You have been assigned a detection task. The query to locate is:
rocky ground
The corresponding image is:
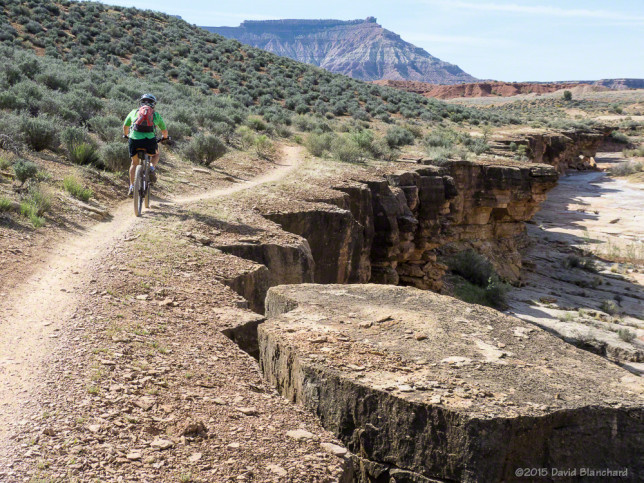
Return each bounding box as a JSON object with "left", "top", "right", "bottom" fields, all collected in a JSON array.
[
  {"left": 1, "top": 126, "right": 643, "bottom": 481},
  {"left": 261, "top": 284, "right": 643, "bottom": 482},
  {"left": 0, "top": 146, "right": 351, "bottom": 482},
  {"left": 507, "top": 152, "right": 644, "bottom": 374}
]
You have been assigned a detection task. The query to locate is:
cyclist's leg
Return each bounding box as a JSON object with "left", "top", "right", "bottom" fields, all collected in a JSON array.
[
  {"left": 128, "top": 139, "right": 141, "bottom": 187},
  {"left": 148, "top": 138, "right": 160, "bottom": 168},
  {"left": 129, "top": 155, "right": 139, "bottom": 186}
]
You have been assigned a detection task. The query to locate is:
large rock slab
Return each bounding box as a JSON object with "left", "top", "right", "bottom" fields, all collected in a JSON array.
[{"left": 260, "top": 284, "right": 644, "bottom": 482}]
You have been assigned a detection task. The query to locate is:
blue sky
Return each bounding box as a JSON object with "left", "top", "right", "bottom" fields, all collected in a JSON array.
[{"left": 101, "top": 0, "right": 644, "bottom": 82}]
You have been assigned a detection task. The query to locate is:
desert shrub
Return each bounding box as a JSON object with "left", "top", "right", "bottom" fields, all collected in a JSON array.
[
  {"left": 245, "top": 116, "right": 267, "bottom": 131},
  {"left": 618, "top": 328, "right": 636, "bottom": 342},
  {"left": 305, "top": 132, "right": 335, "bottom": 157},
  {"left": 425, "top": 146, "right": 453, "bottom": 164},
  {"left": 235, "top": 126, "right": 256, "bottom": 150},
  {"left": 454, "top": 278, "right": 508, "bottom": 309},
  {"left": 385, "top": 126, "right": 415, "bottom": 148},
  {"left": 254, "top": 135, "right": 276, "bottom": 160},
  {"left": 448, "top": 250, "right": 508, "bottom": 308},
  {"left": 610, "top": 131, "right": 630, "bottom": 144},
  {"left": 371, "top": 138, "right": 398, "bottom": 161},
  {"left": 332, "top": 136, "right": 365, "bottom": 163},
  {"left": 0, "top": 156, "right": 11, "bottom": 170},
  {"left": 167, "top": 121, "right": 192, "bottom": 141},
  {"left": 423, "top": 128, "right": 457, "bottom": 148},
  {"left": 69, "top": 142, "right": 100, "bottom": 166},
  {"left": 609, "top": 161, "right": 644, "bottom": 176},
  {"left": 624, "top": 147, "right": 644, "bottom": 157},
  {"left": 182, "top": 134, "right": 226, "bottom": 166},
  {"left": 562, "top": 255, "right": 598, "bottom": 272},
  {"left": 13, "top": 159, "right": 39, "bottom": 184},
  {"left": 562, "top": 90, "right": 572, "bottom": 101},
  {"left": 600, "top": 299, "right": 619, "bottom": 315},
  {"left": 0, "top": 197, "right": 13, "bottom": 212},
  {"left": 20, "top": 116, "right": 60, "bottom": 151},
  {"left": 468, "top": 138, "right": 490, "bottom": 155},
  {"left": 448, "top": 250, "right": 495, "bottom": 287},
  {"left": 63, "top": 176, "right": 93, "bottom": 201},
  {"left": 88, "top": 115, "right": 122, "bottom": 142},
  {"left": 349, "top": 129, "right": 375, "bottom": 155},
  {"left": 100, "top": 142, "right": 130, "bottom": 171},
  {"left": 20, "top": 186, "right": 51, "bottom": 227}
]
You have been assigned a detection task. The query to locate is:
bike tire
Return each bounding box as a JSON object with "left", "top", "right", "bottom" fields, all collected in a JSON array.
[
  {"left": 133, "top": 165, "right": 143, "bottom": 217},
  {"left": 144, "top": 161, "right": 150, "bottom": 209}
]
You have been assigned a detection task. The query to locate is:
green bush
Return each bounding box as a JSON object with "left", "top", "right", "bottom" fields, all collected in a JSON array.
[
  {"left": 562, "top": 90, "right": 572, "bottom": 101},
  {"left": 246, "top": 116, "right": 267, "bottom": 131},
  {"left": 254, "top": 135, "right": 276, "bottom": 160},
  {"left": 385, "top": 126, "right": 415, "bottom": 148},
  {"left": 609, "top": 161, "right": 643, "bottom": 176},
  {"left": 13, "top": 159, "right": 39, "bottom": 184},
  {"left": 600, "top": 299, "right": 619, "bottom": 315},
  {"left": 182, "top": 134, "right": 226, "bottom": 166},
  {"left": 0, "top": 197, "right": 13, "bottom": 212},
  {"left": 468, "top": 138, "right": 490, "bottom": 155},
  {"left": 100, "top": 142, "right": 130, "bottom": 171},
  {"left": 0, "top": 156, "right": 11, "bottom": 170},
  {"left": 20, "top": 116, "right": 60, "bottom": 152},
  {"left": 20, "top": 186, "right": 51, "bottom": 227},
  {"left": 332, "top": 136, "right": 365, "bottom": 163},
  {"left": 305, "top": 132, "right": 334, "bottom": 157},
  {"left": 610, "top": 131, "right": 630, "bottom": 144},
  {"left": 425, "top": 146, "right": 453, "bottom": 164},
  {"left": 234, "top": 126, "right": 256, "bottom": 150},
  {"left": 88, "top": 115, "right": 122, "bottom": 142},
  {"left": 448, "top": 250, "right": 508, "bottom": 308},
  {"left": 63, "top": 176, "right": 93, "bottom": 201},
  {"left": 618, "top": 328, "right": 636, "bottom": 342},
  {"left": 562, "top": 255, "right": 598, "bottom": 272},
  {"left": 167, "top": 121, "right": 192, "bottom": 141},
  {"left": 624, "top": 147, "right": 644, "bottom": 158}
]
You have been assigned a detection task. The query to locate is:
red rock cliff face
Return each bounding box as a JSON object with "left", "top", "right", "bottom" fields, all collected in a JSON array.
[
  {"left": 372, "top": 80, "right": 584, "bottom": 99},
  {"left": 263, "top": 161, "right": 558, "bottom": 291}
]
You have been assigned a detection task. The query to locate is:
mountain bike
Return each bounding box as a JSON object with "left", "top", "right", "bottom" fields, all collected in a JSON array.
[{"left": 133, "top": 137, "right": 168, "bottom": 217}]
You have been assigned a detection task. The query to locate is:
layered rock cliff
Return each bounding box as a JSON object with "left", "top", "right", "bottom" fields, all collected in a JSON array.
[
  {"left": 373, "top": 79, "right": 585, "bottom": 99},
  {"left": 203, "top": 18, "right": 476, "bottom": 84},
  {"left": 260, "top": 284, "right": 644, "bottom": 482},
  {"left": 490, "top": 128, "right": 612, "bottom": 173},
  {"left": 262, "top": 160, "right": 558, "bottom": 293}
]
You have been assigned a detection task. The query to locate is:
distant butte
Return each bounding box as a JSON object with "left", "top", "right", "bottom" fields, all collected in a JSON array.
[{"left": 202, "top": 18, "right": 477, "bottom": 84}]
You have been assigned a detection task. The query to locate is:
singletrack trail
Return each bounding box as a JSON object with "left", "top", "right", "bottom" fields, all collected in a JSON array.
[{"left": 0, "top": 146, "right": 302, "bottom": 452}]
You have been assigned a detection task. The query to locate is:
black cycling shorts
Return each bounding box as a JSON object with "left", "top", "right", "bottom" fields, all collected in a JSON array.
[{"left": 128, "top": 137, "right": 158, "bottom": 158}]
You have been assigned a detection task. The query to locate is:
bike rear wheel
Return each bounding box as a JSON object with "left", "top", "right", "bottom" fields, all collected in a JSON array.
[{"left": 133, "top": 165, "right": 144, "bottom": 217}]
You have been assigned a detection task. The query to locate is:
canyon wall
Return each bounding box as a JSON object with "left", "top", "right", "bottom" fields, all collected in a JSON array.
[
  {"left": 263, "top": 161, "right": 558, "bottom": 292},
  {"left": 491, "top": 128, "right": 612, "bottom": 173}
]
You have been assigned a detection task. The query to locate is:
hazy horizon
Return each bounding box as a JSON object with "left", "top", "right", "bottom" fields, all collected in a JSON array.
[{"left": 101, "top": 0, "right": 644, "bottom": 82}]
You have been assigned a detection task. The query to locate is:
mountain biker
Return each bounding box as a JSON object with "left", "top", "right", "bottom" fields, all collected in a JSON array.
[{"left": 123, "top": 94, "right": 169, "bottom": 197}]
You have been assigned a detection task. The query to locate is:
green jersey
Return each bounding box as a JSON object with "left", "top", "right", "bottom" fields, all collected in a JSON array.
[{"left": 123, "top": 109, "right": 167, "bottom": 140}]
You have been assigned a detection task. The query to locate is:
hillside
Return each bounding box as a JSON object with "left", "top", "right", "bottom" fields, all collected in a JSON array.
[{"left": 203, "top": 17, "right": 477, "bottom": 84}]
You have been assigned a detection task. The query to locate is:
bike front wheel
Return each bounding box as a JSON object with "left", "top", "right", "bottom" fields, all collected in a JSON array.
[
  {"left": 144, "top": 162, "right": 150, "bottom": 209},
  {"left": 133, "top": 165, "right": 144, "bottom": 217}
]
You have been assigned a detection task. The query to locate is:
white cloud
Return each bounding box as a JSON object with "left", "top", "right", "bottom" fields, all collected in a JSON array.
[{"left": 422, "top": 0, "right": 644, "bottom": 23}]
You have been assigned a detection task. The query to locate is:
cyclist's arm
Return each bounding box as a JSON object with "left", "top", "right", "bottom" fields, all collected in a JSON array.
[
  {"left": 155, "top": 113, "right": 169, "bottom": 140},
  {"left": 123, "top": 111, "right": 134, "bottom": 137}
]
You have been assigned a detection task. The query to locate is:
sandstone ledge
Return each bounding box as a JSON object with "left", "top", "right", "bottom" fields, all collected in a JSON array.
[{"left": 259, "top": 284, "right": 644, "bottom": 482}]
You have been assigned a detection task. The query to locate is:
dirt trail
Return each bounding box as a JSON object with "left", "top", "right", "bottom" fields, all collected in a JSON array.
[{"left": 0, "top": 146, "right": 303, "bottom": 450}]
